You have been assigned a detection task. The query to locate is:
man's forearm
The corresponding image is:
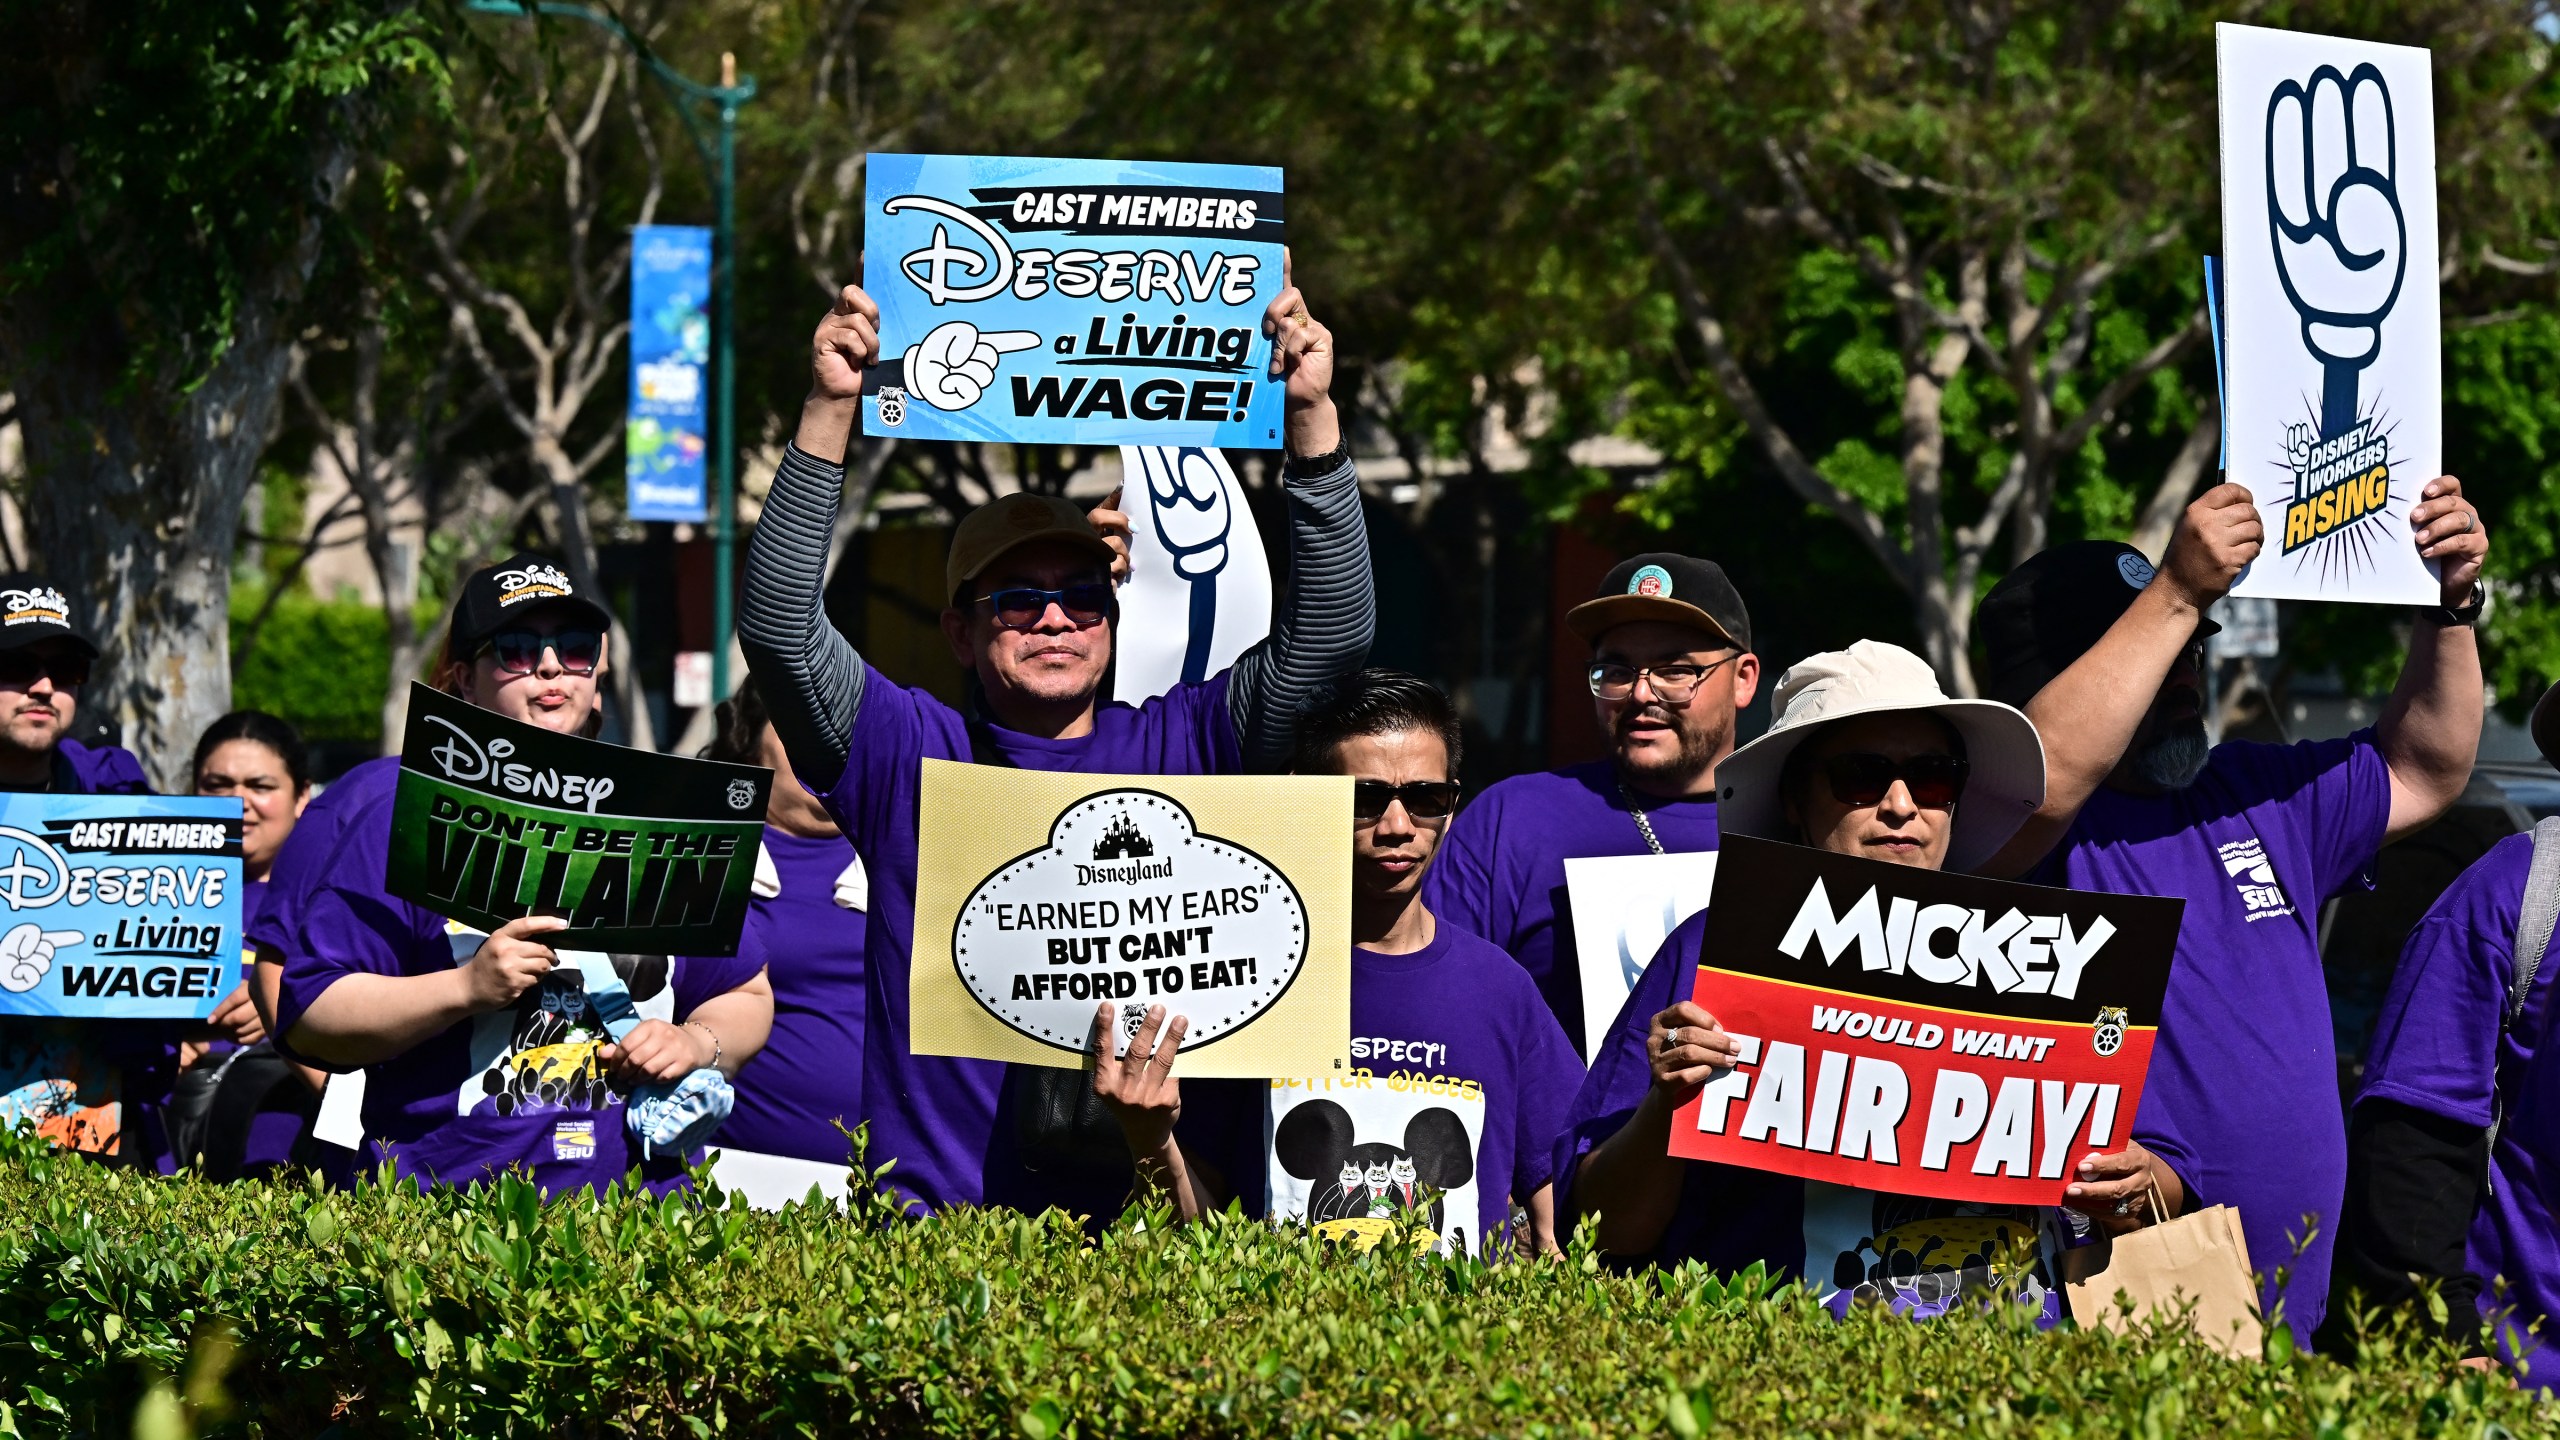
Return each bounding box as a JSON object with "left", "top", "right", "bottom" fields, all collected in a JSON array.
[
  {"left": 2377, "top": 617, "right": 2483, "bottom": 838},
  {"left": 1229, "top": 451, "right": 1373, "bottom": 769},
  {"left": 739, "top": 401, "right": 867, "bottom": 790},
  {"left": 288, "top": 969, "right": 479, "bottom": 1067},
  {"left": 1570, "top": 1091, "right": 1687, "bottom": 1257}
]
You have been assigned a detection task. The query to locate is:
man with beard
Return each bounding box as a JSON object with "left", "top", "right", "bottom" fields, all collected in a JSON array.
[
  {"left": 1974, "top": 477, "right": 2488, "bottom": 1345},
  {"left": 1425, "top": 556, "right": 1758, "bottom": 1045}
]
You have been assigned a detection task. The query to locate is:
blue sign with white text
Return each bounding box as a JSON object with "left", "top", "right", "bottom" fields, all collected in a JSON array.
[
  {"left": 0, "top": 796, "right": 243, "bottom": 1019},
  {"left": 862, "top": 154, "right": 1286, "bottom": 448},
  {"left": 627, "top": 224, "right": 712, "bottom": 522}
]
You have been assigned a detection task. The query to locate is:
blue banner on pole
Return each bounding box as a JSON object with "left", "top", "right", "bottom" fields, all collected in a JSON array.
[
  {"left": 627, "top": 224, "right": 713, "bottom": 522},
  {"left": 0, "top": 796, "right": 243, "bottom": 1019},
  {"left": 861, "top": 154, "right": 1287, "bottom": 448}
]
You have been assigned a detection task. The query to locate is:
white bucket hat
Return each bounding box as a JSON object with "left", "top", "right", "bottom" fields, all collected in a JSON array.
[{"left": 1714, "top": 639, "right": 2047, "bottom": 873}]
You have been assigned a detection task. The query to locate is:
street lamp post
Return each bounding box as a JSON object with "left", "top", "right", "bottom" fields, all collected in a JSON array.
[{"left": 466, "top": 1, "right": 756, "bottom": 710}]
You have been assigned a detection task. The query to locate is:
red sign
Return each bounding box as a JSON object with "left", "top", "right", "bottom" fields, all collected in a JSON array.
[{"left": 1666, "top": 836, "right": 2182, "bottom": 1207}]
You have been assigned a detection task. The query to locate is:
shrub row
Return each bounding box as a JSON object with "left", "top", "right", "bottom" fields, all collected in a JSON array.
[{"left": 0, "top": 1134, "right": 2546, "bottom": 1439}]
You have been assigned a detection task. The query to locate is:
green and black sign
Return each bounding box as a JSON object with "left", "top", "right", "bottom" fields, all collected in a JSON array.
[{"left": 386, "top": 683, "right": 772, "bottom": 953}]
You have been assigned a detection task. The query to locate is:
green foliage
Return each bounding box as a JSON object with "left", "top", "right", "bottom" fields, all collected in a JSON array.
[
  {"left": 0, "top": 1134, "right": 2546, "bottom": 1438},
  {"left": 228, "top": 583, "right": 389, "bottom": 746}
]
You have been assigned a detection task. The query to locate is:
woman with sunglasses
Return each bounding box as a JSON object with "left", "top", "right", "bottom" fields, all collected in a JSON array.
[
  {"left": 1557, "top": 641, "right": 2163, "bottom": 1323},
  {"left": 273, "top": 554, "right": 774, "bottom": 1195}
]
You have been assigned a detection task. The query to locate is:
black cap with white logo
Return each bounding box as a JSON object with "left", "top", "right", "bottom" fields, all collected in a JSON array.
[
  {"left": 1564, "top": 553, "right": 1753, "bottom": 651},
  {"left": 0, "top": 574, "right": 98, "bottom": 657},
  {"left": 445, "top": 552, "right": 614, "bottom": 661},
  {"left": 1974, "top": 541, "right": 2218, "bottom": 709}
]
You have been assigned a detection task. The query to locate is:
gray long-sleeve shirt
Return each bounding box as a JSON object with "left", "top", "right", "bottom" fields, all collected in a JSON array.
[{"left": 738, "top": 443, "right": 1373, "bottom": 792}]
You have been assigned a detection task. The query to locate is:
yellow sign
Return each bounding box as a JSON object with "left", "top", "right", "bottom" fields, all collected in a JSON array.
[{"left": 912, "top": 760, "right": 1351, "bottom": 1076}]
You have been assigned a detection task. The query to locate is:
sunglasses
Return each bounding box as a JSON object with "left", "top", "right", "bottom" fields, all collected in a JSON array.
[
  {"left": 978, "top": 583, "right": 1113, "bottom": 632},
  {"left": 1818, "top": 753, "right": 1970, "bottom": 810},
  {"left": 480, "top": 628, "right": 603, "bottom": 677},
  {"left": 0, "top": 651, "right": 90, "bottom": 689},
  {"left": 1352, "top": 780, "right": 1461, "bottom": 824},
  {"left": 1588, "top": 654, "right": 1739, "bottom": 704}
]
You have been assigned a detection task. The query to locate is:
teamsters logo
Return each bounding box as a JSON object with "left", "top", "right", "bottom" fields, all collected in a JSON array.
[
  {"left": 951, "top": 788, "right": 1307, "bottom": 1052},
  {"left": 0, "top": 587, "right": 69, "bottom": 629},
  {"left": 2092, "top": 1006, "right": 2129, "bottom": 1057},
  {"left": 493, "top": 564, "right": 574, "bottom": 607}
]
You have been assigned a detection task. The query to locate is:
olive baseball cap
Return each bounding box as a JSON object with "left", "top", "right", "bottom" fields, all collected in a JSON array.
[
  {"left": 1564, "top": 554, "right": 1753, "bottom": 650},
  {"left": 945, "top": 492, "right": 1117, "bottom": 604},
  {"left": 1974, "top": 541, "right": 2216, "bottom": 709},
  {"left": 0, "top": 574, "right": 98, "bottom": 657}
]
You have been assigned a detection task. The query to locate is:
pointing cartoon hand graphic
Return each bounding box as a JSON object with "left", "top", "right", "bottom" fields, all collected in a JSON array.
[
  {"left": 2266, "top": 61, "right": 2406, "bottom": 438},
  {"left": 906, "top": 321, "right": 1042, "bottom": 410},
  {"left": 0, "top": 923, "right": 82, "bottom": 994}
]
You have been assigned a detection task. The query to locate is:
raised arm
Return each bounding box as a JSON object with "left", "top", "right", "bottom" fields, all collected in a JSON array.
[
  {"left": 739, "top": 288, "right": 876, "bottom": 792},
  {"left": 1227, "top": 277, "right": 1374, "bottom": 769},
  {"left": 2375, "top": 475, "right": 2487, "bottom": 842}
]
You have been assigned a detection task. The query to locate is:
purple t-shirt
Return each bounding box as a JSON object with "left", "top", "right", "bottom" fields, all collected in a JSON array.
[
  {"left": 1188, "top": 921, "right": 1585, "bottom": 1253},
  {"left": 277, "top": 784, "right": 766, "bottom": 1195},
  {"left": 1554, "top": 910, "right": 2075, "bottom": 1324},
  {"left": 2034, "top": 732, "right": 2390, "bottom": 1342},
  {"left": 826, "top": 664, "right": 1241, "bottom": 1215},
  {"left": 1425, "top": 762, "right": 1720, "bottom": 1042},
  {"left": 250, "top": 755, "right": 400, "bottom": 963},
  {"left": 693, "top": 825, "right": 867, "bottom": 1165},
  {"left": 2358, "top": 831, "right": 2559, "bottom": 1385}
]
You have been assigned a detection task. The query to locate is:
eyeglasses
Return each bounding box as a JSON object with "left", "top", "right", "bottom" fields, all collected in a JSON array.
[
  {"left": 480, "top": 628, "right": 603, "bottom": 677},
  {"left": 1818, "top": 753, "right": 1970, "bottom": 810},
  {"left": 1352, "top": 780, "right": 1461, "bottom": 824},
  {"left": 978, "top": 583, "right": 1113, "bottom": 632},
  {"left": 0, "top": 651, "right": 90, "bottom": 689},
  {"left": 1588, "top": 654, "right": 1739, "bottom": 704}
]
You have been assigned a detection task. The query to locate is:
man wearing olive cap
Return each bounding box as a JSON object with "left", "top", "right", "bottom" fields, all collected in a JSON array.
[{"left": 1426, "top": 554, "right": 1760, "bottom": 1048}]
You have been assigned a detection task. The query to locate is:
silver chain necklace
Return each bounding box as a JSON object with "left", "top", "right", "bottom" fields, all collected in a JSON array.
[{"left": 1613, "top": 775, "right": 1667, "bottom": 856}]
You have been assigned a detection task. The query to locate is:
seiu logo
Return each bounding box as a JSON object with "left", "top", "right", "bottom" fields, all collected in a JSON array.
[{"left": 2217, "top": 839, "right": 2294, "bottom": 921}]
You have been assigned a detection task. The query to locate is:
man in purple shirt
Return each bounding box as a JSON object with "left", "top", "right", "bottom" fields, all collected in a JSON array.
[
  {"left": 1424, "top": 555, "right": 1760, "bottom": 1046},
  {"left": 0, "top": 575, "right": 158, "bottom": 1160},
  {"left": 737, "top": 280, "right": 1372, "bottom": 1216},
  {"left": 1978, "top": 477, "right": 2489, "bottom": 1343},
  {"left": 2337, "top": 679, "right": 2560, "bottom": 1388}
]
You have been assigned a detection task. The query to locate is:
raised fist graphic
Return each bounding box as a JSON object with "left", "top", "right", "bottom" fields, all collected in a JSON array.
[
  {"left": 2266, "top": 62, "right": 2405, "bottom": 439},
  {"left": 905, "top": 321, "right": 1042, "bottom": 411},
  {"left": 0, "top": 923, "right": 82, "bottom": 994}
]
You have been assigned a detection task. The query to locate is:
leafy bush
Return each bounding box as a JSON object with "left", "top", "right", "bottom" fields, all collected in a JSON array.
[
  {"left": 229, "top": 584, "right": 390, "bottom": 747},
  {"left": 0, "top": 1133, "right": 2545, "bottom": 1438}
]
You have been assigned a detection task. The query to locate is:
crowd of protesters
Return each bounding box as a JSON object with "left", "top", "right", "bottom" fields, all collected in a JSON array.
[{"left": 1, "top": 277, "right": 2551, "bottom": 1387}]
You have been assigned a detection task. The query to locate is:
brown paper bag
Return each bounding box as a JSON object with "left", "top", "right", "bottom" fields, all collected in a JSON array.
[{"left": 2065, "top": 1202, "right": 2265, "bottom": 1359}]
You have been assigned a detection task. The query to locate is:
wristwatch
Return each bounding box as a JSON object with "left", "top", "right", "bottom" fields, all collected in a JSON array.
[{"left": 2420, "top": 586, "right": 2485, "bottom": 628}]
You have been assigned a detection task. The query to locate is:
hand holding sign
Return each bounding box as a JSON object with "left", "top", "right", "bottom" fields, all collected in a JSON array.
[
  {"left": 1091, "top": 1001, "right": 1188, "bottom": 1156},
  {"left": 460, "top": 914, "right": 566, "bottom": 1013},
  {"left": 1647, "top": 1000, "right": 1742, "bottom": 1102},
  {"left": 811, "top": 285, "right": 881, "bottom": 400},
  {"left": 908, "top": 321, "right": 1041, "bottom": 411},
  {"left": 2266, "top": 62, "right": 2406, "bottom": 435},
  {"left": 0, "top": 924, "right": 82, "bottom": 994}
]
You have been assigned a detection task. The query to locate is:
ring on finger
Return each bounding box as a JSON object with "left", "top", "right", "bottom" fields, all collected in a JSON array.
[
  {"left": 2112, "top": 1195, "right": 2137, "bottom": 1216},
  {"left": 1665, "top": 1026, "right": 1683, "bottom": 1051}
]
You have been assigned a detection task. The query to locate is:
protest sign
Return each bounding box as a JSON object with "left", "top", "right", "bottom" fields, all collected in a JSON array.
[
  {"left": 2218, "top": 23, "right": 2442, "bottom": 605},
  {"left": 385, "top": 683, "right": 771, "bottom": 953},
  {"left": 1112, "top": 445, "right": 1272, "bottom": 699},
  {"left": 1563, "top": 851, "right": 1717, "bottom": 1062},
  {"left": 626, "top": 224, "right": 712, "bottom": 522},
  {"left": 861, "top": 153, "right": 1285, "bottom": 447},
  {"left": 0, "top": 796, "right": 242, "bottom": 1019},
  {"left": 1668, "top": 836, "right": 2182, "bottom": 1207},
  {"left": 911, "top": 760, "right": 1350, "bottom": 1076}
]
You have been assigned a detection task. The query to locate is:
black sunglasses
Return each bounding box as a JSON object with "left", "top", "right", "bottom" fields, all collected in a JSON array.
[
  {"left": 481, "top": 628, "right": 603, "bottom": 677},
  {"left": 1352, "top": 780, "right": 1461, "bottom": 824},
  {"left": 1818, "top": 753, "right": 1969, "bottom": 810},
  {"left": 0, "top": 650, "right": 90, "bottom": 689},
  {"left": 978, "top": 583, "right": 1113, "bottom": 632}
]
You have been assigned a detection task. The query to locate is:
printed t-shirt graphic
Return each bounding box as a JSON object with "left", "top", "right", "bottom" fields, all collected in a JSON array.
[
  {"left": 1425, "top": 761, "right": 1720, "bottom": 1044},
  {"left": 828, "top": 666, "right": 1241, "bottom": 1214},
  {"left": 1203, "top": 924, "right": 1582, "bottom": 1255},
  {"left": 2358, "top": 831, "right": 2560, "bottom": 1387},
  {"left": 2031, "top": 730, "right": 2390, "bottom": 1342}
]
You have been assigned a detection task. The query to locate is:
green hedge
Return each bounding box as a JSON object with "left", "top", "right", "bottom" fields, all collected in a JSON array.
[
  {"left": 0, "top": 1134, "right": 2545, "bottom": 1439},
  {"left": 229, "top": 585, "right": 391, "bottom": 747}
]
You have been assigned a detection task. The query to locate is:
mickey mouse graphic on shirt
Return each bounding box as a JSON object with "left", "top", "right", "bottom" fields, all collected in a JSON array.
[{"left": 1273, "top": 1094, "right": 1477, "bottom": 1252}]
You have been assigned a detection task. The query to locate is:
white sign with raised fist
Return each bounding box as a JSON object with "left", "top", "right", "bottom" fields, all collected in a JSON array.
[{"left": 2217, "top": 23, "right": 2442, "bottom": 605}]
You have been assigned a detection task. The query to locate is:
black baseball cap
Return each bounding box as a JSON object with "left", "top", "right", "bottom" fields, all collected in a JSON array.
[
  {"left": 1975, "top": 541, "right": 2217, "bottom": 709},
  {"left": 1565, "top": 554, "right": 1752, "bottom": 651},
  {"left": 445, "top": 552, "right": 615, "bottom": 661},
  {"left": 0, "top": 574, "right": 98, "bottom": 657}
]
